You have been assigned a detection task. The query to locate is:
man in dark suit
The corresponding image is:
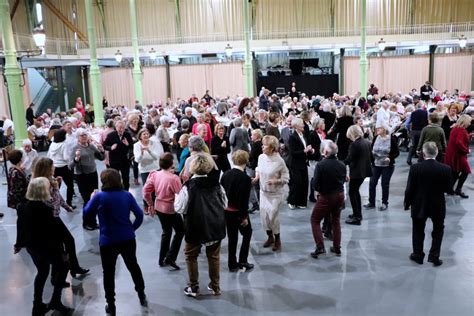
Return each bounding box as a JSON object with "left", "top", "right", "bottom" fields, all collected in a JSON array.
[
  {"left": 287, "top": 118, "right": 314, "bottom": 209},
  {"left": 404, "top": 142, "right": 453, "bottom": 266},
  {"left": 406, "top": 103, "right": 428, "bottom": 165},
  {"left": 420, "top": 81, "right": 433, "bottom": 102},
  {"left": 103, "top": 120, "right": 134, "bottom": 190}
]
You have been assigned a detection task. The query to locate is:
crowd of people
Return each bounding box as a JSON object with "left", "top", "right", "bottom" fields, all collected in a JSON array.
[{"left": 2, "top": 81, "right": 474, "bottom": 315}]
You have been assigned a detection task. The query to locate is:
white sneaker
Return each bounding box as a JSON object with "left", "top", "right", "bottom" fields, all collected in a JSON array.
[{"left": 288, "top": 203, "right": 296, "bottom": 210}]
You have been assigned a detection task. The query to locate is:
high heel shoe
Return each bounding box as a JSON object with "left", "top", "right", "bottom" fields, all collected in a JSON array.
[{"left": 71, "top": 267, "right": 90, "bottom": 278}]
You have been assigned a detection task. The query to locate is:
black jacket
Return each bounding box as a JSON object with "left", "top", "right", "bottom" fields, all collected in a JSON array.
[
  {"left": 211, "top": 135, "right": 231, "bottom": 172},
  {"left": 404, "top": 159, "right": 453, "bottom": 219},
  {"left": 370, "top": 135, "right": 400, "bottom": 167},
  {"left": 312, "top": 156, "right": 346, "bottom": 194},
  {"left": 184, "top": 176, "right": 226, "bottom": 244},
  {"left": 307, "top": 131, "right": 322, "bottom": 161},
  {"left": 220, "top": 168, "right": 251, "bottom": 219},
  {"left": 345, "top": 137, "right": 372, "bottom": 179},
  {"left": 103, "top": 130, "right": 134, "bottom": 165},
  {"left": 24, "top": 200, "right": 63, "bottom": 251},
  {"left": 249, "top": 140, "right": 262, "bottom": 170},
  {"left": 288, "top": 131, "right": 309, "bottom": 170}
]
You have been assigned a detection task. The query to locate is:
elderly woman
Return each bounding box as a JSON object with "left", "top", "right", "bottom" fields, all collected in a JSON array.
[
  {"left": 143, "top": 153, "right": 183, "bottom": 270},
  {"left": 211, "top": 123, "right": 231, "bottom": 174},
  {"left": 221, "top": 150, "right": 254, "bottom": 272},
  {"left": 364, "top": 126, "right": 400, "bottom": 211},
  {"left": 441, "top": 103, "right": 459, "bottom": 141},
  {"left": 48, "top": 129, "right": 75, "bottom": 208},
  {"left": 20, "top": 139, "right": 38, "bottom": 176},
  {"left": 157, "top": 115, "right": 172, "bottom": 152},
  {"left": 177, "top": 133, "right": 191, "bottom": 174},
  {"left": 100, "top": 119, "right": 115, "bottom": 168},
  {"left": 287, "top": 117, "right": 314, "bottom": 209},
  {"left": 344, "top": 125, "right": 372, "bottom": 225},
  {"left": 444, "top": 114, "right": 473, "bottom": 198},
  {"left": 134, "top": 128, "right": 163, "bottom": 185},
  {"left": 229, "top": 117, "right": 250, "bottom": 152},
  {"left": 32, "top": 158, "right": 89, "bottom": 283},
  {"left": 24, "top": 177, "right": 71, "bottom": 315},
  {"left": 84, "top": 169, "right": 146, "bottom": 314},
  {"left": 127, "top": 114, "right": 142, "bottom": 185},
  {"left": 175, "top": 153, "right": 227, "bottom": 297},
  {"left": 192, "top": 113, "right": 213, "bottom": 146},
  {"left": 248, "top": 129, "right": 263, "bottom": 213},
  {"left": 180, "top": 136, "right": 215, "bottom": 182},
  {"left": 417, "top": 113, "right": 447, "bottom": 162},
  {"left": 254, "top": 135, "right": 290, "bottom": 251},
  {"left": 329, "top": 105, "right": 353, "bottom": 160},
  {"left": 7, "top": 149, "right": 29, "bottom": 254},
  {"left": 307, "top": 118, "right": 325, "bottom": 203},
  {"left": 69, "top": 128, "right": 105, "bottom": 230}
]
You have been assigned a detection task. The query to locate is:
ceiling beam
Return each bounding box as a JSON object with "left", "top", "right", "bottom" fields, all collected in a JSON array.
[{"left": 42, "top": 0, "right": 89, "bottom": 46}]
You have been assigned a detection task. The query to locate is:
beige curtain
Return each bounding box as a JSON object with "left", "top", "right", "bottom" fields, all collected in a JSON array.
[
  {"left": 433, "top": 54, "right": 473, "bottom": 93},
  {"left": 170, "top": 62, "right": 245, "bottom": 100},
  {"left": 142, "top": 67, "right": 167, "bottom": 105},
  {"left": 344, "top": 55, "right": 430, "bottom": 95},
  {"left": 100, "top": 68, "right": 135, "bottom": 106}
]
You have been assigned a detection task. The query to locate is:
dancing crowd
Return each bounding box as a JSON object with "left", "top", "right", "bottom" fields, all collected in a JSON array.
[{"left": 3, "top": 81, "right": 474, "bottom": 315}]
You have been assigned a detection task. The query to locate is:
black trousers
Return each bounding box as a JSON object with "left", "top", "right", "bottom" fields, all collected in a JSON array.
[
  {"left": 348, "top": 177, "right": 365, "bottom": 220},
  {"left": 55, "top": 217, "right": 81, "bottom": 271},
  {"left": 76, "top": 172, "right": 98, "bottom": 226},
  {"left": 109, "top": 161, "right": 130, "bottom": 191},
  {"left": 156, "top": 212, "right": 184, "bottom": 263},
  {"left": 407, "top": 130, "right": 421, "bottom": 163},
  {"left": 27, "top": 246, "right": 69, "bottom": 305},
  {"left": 412, "top": 217, "right": 444, "bottom": 259},
  {"left": 225, "top": 212, "right": 252, "bottom": 269},
  {"left": 15, "top": 202, "right": 26, "bottom": 248},
  {"left": 100, "top": 239, "right": 145, "bottom": 305},
  {"left": 54, "top": 166, "right": 74, "bottom": 205},
  {"left": 288, "top": 167, "right": 309, "bottom": 207},
  {"left": 452, "top": 171, "right": 469, "bottom": 192},
  {"left": 132, "top": 161, "right": 139, "bottom": 181}
]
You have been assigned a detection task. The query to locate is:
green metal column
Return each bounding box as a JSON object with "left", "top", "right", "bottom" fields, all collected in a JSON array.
[
  {"left": 0, "top": 0, "right": 28, "bottom": 147},
  {"left": 243, "top": 0, "right": 254, "bottom": 97},
  {"left": 84, "top": 0, "right": 104, "bottom": 126},
  {"left": 129, "top": 0, "right": 143, "bottom": 105},
  {"left": 359, "top": 0, "right": 368, "bottom": 98}
]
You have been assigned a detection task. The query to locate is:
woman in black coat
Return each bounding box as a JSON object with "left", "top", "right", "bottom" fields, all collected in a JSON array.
[
  {"left": 24, "top": 177, "right": 71, "bottom": 315},
  {"left": 344, "top": 125, "right": 373, "bottom": 225},
  {"left": 329, "top": 105, "right": 354, "bottom": 160},
  {"left": 211, "top": 123, "right": 231, "bottom": 175}
]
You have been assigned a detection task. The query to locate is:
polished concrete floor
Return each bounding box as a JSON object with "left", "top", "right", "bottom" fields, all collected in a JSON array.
[{"left": 0, "top": 151, "right": 473, "bottom": 316}]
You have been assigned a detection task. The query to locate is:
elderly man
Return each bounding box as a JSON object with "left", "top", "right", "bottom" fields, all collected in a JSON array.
[
  {"left": 310, "top": 140, "right": 346, "bottom": 258},
  {"left": 404, "top": 142, "right": 453, "bottom": 266},
  {"left": 180, "top": 107, "right": 197, "bottom": 128},
  {"left": 229, "top": 117, "right": 249, "bottom": 153}
]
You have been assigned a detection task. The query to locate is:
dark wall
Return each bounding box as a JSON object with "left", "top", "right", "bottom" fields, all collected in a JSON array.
[
  {"left": 257, "top": 74, "right": 339, "bottom": 98},
  {"left": 64, "top": 66, "right": 89, "bottom": 109}
]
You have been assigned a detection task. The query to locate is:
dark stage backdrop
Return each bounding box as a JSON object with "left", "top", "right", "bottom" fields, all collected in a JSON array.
[{"left": 257, "top": 74, "right": 339, "bottom": 98}]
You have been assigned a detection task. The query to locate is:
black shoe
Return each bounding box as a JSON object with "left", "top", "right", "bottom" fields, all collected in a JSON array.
[
  {"left": 379, "top": 203, "right": 388, "bottom": 211},
  {"left": 51, "top": 281, "right": 70, "bottom": 288},
  {"left": 71, "top": 267, "right": 90, "bottom": 278},
  {"left": 0, "top": 212, "right": 4, "bottom": 218},
  {"left": 68, "top": 204, "right": 77, "bottom": 210},
  {"left": 455, "top": 190, "right": 469, "bottom": 199},
  {"left": 184, "top": 286, "right": 199, "bottom": 298},
  {"left": 309, "top": 196, "right": 316, "bottom": 203},
  {"left": 330, "top": 246, "right": 342, "bottom": 256},
  {"left": 409, "top": 253, "right": 424, "bottom": 265},
  {"left": 164, "top": 259, "right": 180, "bottom": 270},
  {"left": 407, "top": 161, "right": 412, "bottom": 166},
  {"left": 249, "top": 204, "right": 259, "bottom": 214},
  {"left": 229, "top": 266, "right": 239, "bottom": 272},
  {"left": 311, "top": 247, "right": 326, "bottom": 258},
  {"left": 47, "top": 301, "right": 73, "bottom": 313},
  {"left": 345, "top": 217, "right": 361, "bottom": 225},
  {"left": 138, "top": 291, "right": 148, "bottom": 306},
  {"left": 83, "top": 224, "right": 99, "bottom": 231},
  {"left": 105, "top": 303, "right": 116, "bottom": 315},
  {"left": 159, "top": 260, "right": 167, "bottom": 267},
  {"left": 363, "top": 203, "right": 375, "bottom": 209},
  {"left": 428, "top": 257, "right": 443, "bottom": 267},
  {"left": 32, "top": 302, "right": 49, "bottom": 316},
  {"left": 239, "top": 262, "right": 254, "bottom": 271}
]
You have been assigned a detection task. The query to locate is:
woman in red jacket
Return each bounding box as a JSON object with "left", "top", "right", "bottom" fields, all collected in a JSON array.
[{"left": 444, "top": 114, "right": 472, "bottom": 198}]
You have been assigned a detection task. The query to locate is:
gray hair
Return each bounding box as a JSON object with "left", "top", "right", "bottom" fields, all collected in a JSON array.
[
  {"left": 26, "top": 177, "right": 51, "bottom": 201},
  {"left": 291, "top": 117, "right": 303, "bottom": 128},
  {"left": 422, "top": 141, "right": 438, "bottom": 159},
  {"left": 320, "top": 140, "right": 338, "bottom": 157},
  {"left": 105, "top": 119, "right": 115, "bottom": 128},
  {"left": 233, "top": 117, "right": 242, "bottom": 127},
  {"left": 346, "top": 125, "right": 363, "bottom": 141},
  {"left": 196, "top": 123, "right": 207, "bottom": 133},
  {"left": 160, "top": 115, "right": 170, "bottom": 124},
  {"left": 22, "top": 139, "right": 33, "bottom": 146},
  {"left": 312, "top": 117, "right": 325, "bottom": 130},
  {"left": 188, "top": 135, "right": 206, "bottom": 152},
  {"left": 180, "top": 119, "right": 190, "bottom": 129}
]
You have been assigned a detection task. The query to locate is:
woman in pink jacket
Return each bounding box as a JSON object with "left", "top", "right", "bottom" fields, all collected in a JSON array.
[{"left": 143, "top": 153, "right": 183, "bottom": 270}]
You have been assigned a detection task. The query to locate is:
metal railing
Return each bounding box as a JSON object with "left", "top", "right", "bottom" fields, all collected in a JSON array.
[{"left": 2, "top": 22, "right": 473, "bottom": 56}]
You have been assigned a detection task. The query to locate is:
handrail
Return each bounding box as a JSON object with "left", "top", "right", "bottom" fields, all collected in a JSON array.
[
  {"left": 3, "top": 21, "right": 473, "bottom": 54},
  {"left": 32, "top": 81, "right": 51, "bottom": 105}
]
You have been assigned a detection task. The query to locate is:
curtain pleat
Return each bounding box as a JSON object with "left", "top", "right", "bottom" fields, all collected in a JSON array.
[{"left": 433, "top": 54, "right": 472, "bottom": 92}]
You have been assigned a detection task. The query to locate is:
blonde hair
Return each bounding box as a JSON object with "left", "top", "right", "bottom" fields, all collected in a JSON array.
[
  {"left": 340, "top": 105, "right": 353, "bottom": 117},
  {"left": 346, "top": 125, "right": 364, "bottom": 141},
  {"left": 455, "top": 114, "right": 472, "bottom": 129},
  {"left": 231, "top": 150, "right": 249, "bottom": 166},
  {"left": 262, "top": 135, "right": 279, "bottom": 153},
  {"left": 189, "top": 153, "right": 215, "bottom": 175},
  {"left": 214, "top": 123, "right": 225, "bottom": 135},
  {"left": 26, "top": 177, "right": 51, "bottom": 201},
  {"left": 128, "top": 114, "right": 140, "bottom": 124},
  {"left": 252, "top": 129, "right": 263, "bottom": 140}
]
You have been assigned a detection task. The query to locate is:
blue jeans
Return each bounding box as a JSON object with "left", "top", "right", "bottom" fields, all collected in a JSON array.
[{"left": 368, "top": 165, "right": 394, "bottom": 205}]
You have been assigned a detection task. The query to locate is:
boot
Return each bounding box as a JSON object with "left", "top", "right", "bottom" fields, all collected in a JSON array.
[
  {"left": 32, "top": 301, "right": 49, "bottom": 316},
  {"left": 272, "top": 234, "right": 281, "bottom": 251},
  {"left": 263, "top": 230, "right": 274, "bottom": 248}
]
